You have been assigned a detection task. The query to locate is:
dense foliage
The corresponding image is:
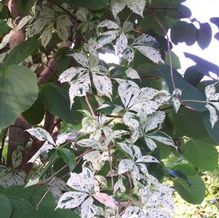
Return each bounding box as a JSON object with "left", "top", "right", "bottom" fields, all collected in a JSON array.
[{"left": 0, "top": 0, "right": 219, "bottom": 217}]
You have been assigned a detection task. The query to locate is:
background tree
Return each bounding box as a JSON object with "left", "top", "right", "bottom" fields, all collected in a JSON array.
[{"left": 0, "top": 0, "right": 219, "bottom": 217}]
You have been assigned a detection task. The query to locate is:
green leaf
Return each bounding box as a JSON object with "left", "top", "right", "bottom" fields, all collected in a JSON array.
[
  {"left": 0, "top": 194, "right": 12, "bottom": 218},
  {"left": 58, "top": 148, "right": 76, "bottom": 171},
  {"left": 172, "top": 164, "right": 197, "bottom": 176},
  {"left": 22, "top": 97, "right": 44, "bottom": 125},
  {"left": 39, "top": 84, "right": 82, "bottom": 124},
  {"left": 174, "top": 175, "right": 206, "bottom": 204},
  {"left": 4, "top": 37, "right": 40, "bottom": 65},
  {"left": 2, "top": 185, "right": 80, "bottom": 218},
  {"left": 161, "top": 65, "right": 206, "bottom": 111},
  {"left": 59, "top": 0, "right": 108, "bottom": 10},
  {"left": 172, "top": 108, "right": 209, "bottom": 139},
  {"left": 0, "top": 65, "right": 38, "bottom": 130},
  {"left": 182, "top": 139, "right": 218, "bottom": 171},
  {"left": 0, "top": 20, "right": 10, "bottom": 37}
]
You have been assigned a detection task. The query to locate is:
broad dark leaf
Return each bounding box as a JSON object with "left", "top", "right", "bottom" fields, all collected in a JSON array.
[
  {"left": 197, "top": 23, "right": 212, "bottom": 49},
  {"left": 182, "top": 139, "right": 218, "bottom": 171},
  {"left": 0, "top": 65, "right": 38, "bottom": 130},
  {"left": 4, "top": 37, "right": 40, "bottom": 65},
  {"left": 174, "top": 175, "right": 205, "bottom": 204}
]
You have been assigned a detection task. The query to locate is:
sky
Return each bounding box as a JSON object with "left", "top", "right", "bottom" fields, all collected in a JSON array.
[{"left": 173, "top": 0, "right": 219, "bottom": 75}]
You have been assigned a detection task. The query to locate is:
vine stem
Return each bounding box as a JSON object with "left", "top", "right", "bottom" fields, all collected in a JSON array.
[
  {"left": 108, "top": 144, "right": 114, "bottom": 191},
  {"left": 85, "top": 95, "right": 96, "bottom": 118},
  {"left": 0, "top": 128, "right": 8, "bottom": 162},
  {"left": 36, "top": 188, "right": 50, "bottom": 210},
  {"left": 181, "top": 99, "right": 207, "bottom": 104},
  {"left": 153, "top": 14, "right": 176, "bottom": 90}
]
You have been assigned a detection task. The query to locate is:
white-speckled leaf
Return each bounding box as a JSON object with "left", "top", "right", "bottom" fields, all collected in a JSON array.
[
  {"left": 0, "top": 166, "right": 26, "bottom": 188},
  {"left": 26, "top": 128, "right": 54, "bottom": 145},
  {"left": 56, "top": 15, "right": 71, "bottom": 41},
  {"left": 126, "top": 0, "right": 145, "bottom": 17},
  {"left": 96, "top": 30, "right": 118, "bottom": 49},
  {"left": 134, "top": 34, "right": 156, "bottom": 46},
  {"left": 69, "top": 73, "right": 90, "bottom": 107},
  {"left": 67, "top": 167, "right": 95, "bottom": 193},
  {"left": 111, "top": 0, "right": 126, "bottom": 18},
  {"left": 136, "top": 155, "right": 159, "bottom": 163},
  {"left": 118, "top": 80, "right": 139, "bottom": 108},
  {"left": 206, "top": 103, "right": 218, "bottom": 128},
  {"left": 145, "top": 137, "right": 157, "bottom": 151},
  {"left": 144, "top": 111, "right": 165, "bottom": 133},
  {"left": 133, "top": 45, "right": 163, "bottom": 64},
  {"left": 41, "top": 23, "right": 54, "bottom": 47},
  {"left": 114, "top": 177, "right": 126, "bottom": 193},
  {"left": 77, "top": 138, "right": 100, "bottom": 148},
  {"left": 205, "top": 84, "right": 216, "bottom": 99},
  {"left": 12, "top": 149, "right": 22, "bottom": 169},
  {"left": 97, "top": 20, "right": 119, "bottom": 29},
  {"left": 75, "top": 8, "right": 89, "bottom": 22},
  {"left": 121, "top": 206, "right": 145, "bottom": 218},
  {"left": 172, "top": 97, "right": 181, "bottom": 113},
  {"left": 123, "top": 47, "right": 135, "bottom": 63},
  {"left": 59, "top": 67, "right": 87, "bottom": 83},
  {"left": 118, "top": 159, "right": 134, "bottom": 174},
  {"left": 57, "top": 191, "right": 88, "bottom": 209},
  {"left": 126, "top": 68, "right": 140, "bottom": 80},
  {"left": 93, "top": 193, "right": 117, "bottom": 208},
  {"left": 72, "top": 52, "right": 89, "bottom": 67},
  {"left": 92, "top": 71, "right": 112, "bottom": 98},
  {"left": 115, "top": 33, "right": 128, "bottom": 55},
  {"left": 150, "top": 135, "right": 175, "bottom": 147},
  {"left": 123, "top": 112, "right": 139, "bottom": 132},
  {"left": 81, "top": 197, "right": 98, "bottom": 218}
]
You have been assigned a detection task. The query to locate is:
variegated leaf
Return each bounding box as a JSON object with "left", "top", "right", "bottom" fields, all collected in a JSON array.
[
  {"left": 133, "top": 45, "right": 163, "bottom": 64},
  {"left": 149, "top": 135, "right": 175, "bottom": 147},
  {"left": 143, "top": 111, "right": 165, "bottom": 133},
  {"left": 75, "top": 8, "right": 89, "bottom": 22},
  {"left": 206, "top": 103, "right": 218, "bottom": 128},
  {"left": 172, "top": 97, "right": 181, "bottom": 113},
  {"left": 81, "top": 197, "right": 98, "bottom": 218},
  {"left": 57, "top": 191, "right": 88, "bottom": 209},
  {"left": 77, "top": 138, "right": 100, "bottom": 148},
  {"left": 118, "top": 159, "right": 134, "bottom": 174},
  {"left": 144, "top": 137, "right": 157, "bottom": 151},
  {"left": 67, "top": 167, "right": 95, "bottom": 193},
  {"left": 123, "top": 47, "right": 135, "bottom": 63},
  {"left": 114, "top": 177, "right": 126, "bottom": 193},
  {"left": 12, "top": 149, "right": 22, "bottom": 169},
  {"left": 205, "top": 84, "right": 216, "bottom": 100},
  {"left": 72, "top": 52, "right": 89, "bottom": 67},
  {"left": 111, "top": 0, "right": 126, "bottom": 18},
  {"left": 93, "top": 193, "right": 117, "bottom": 208},
  {"left": 92, "top": 71, "right": 112, "bottom": 98},
  {"left": 26, "top": 128, "right": 55, "bottom": 145},
  {"left": 134, "top": 34, "right": 156, "bottom": 46},
  {"left": 97, "top": 20, "right": 119, "bottom": 29},
  {"left": 121, "top": 206, "right": 145, "bottom": 218},
  {"left": 41, "top": 23, "right": 54, "bottom": 47},
  {"left": 126, "top": 0, "right": 145, "bottom": 17},
  {"left": 126, "top": 68, "right": 140, "bottom": 80},
  {"left": 69, "top": 73, "right": 90, "bottom": 107},
  {"left": 118, "top": 80, "right": 139, "bottom": 108},
  {"left": 59, "top": 67, "right": 87, "bottom": 83},
  {"left": 115, "top": 33, "right": 128, "bottom": 55},
  {"left": 96, "top": 30, "right": 118, "bottom": 49},
  {"left": 136, "top": 155, "right": 159, "bottom": 163}
]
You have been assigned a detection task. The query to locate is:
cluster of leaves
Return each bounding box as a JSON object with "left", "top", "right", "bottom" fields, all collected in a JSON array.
[{"left": 0, "top": 0, "right": 219, "bottom": 217}]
